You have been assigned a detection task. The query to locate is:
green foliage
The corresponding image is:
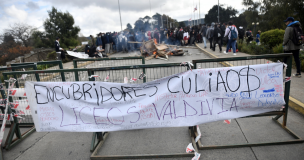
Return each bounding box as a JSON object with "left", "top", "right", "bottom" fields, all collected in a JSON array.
[
  {"left": 43, "top": 7, "right": 80, "bottom": 48},
  {"left": 47, "top": 51, "right": 57, "bottom": 60},
  {"left": 237, "top": 42, "right": 273, "bottom": 55},
  {"left": 272, "top": 44, "right": 284, "bottom": 53},
  {"left": 260, "top": 29, "right": 285, "bottom": 49},
  {"left": 205, "top": 5, "right": 238, "bottom": 24}
]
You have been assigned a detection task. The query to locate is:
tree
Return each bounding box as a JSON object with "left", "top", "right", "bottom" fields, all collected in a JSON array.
[
  {"left": 3, "top": 23, "right": 36, "bottom": 47},
  {"left": 204, "top": 5, "right": 238, "bottom": 24},
  {"left": 126, "top": 23, "right": 133, "bottom": 30},
  {"left": 43, "top": 7, "right": 80, "bottom": 48},
  {"left": 259, "top": 0, "right": 304, "bottom": 31}
]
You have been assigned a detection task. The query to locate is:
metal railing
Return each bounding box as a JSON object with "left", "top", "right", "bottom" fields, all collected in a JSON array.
[{"left": 191, "top": 53, "right": 304, "bottom": 150}]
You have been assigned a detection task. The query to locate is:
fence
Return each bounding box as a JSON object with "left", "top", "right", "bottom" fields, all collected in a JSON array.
[
  {"left": 87, "top": 63, "right": 194, "bottom": 159},
  {"left": 10, "top": 60, "right": 63, "bottom": 71},
  {"left": 192, "top": 53, "right": 304, "bottom": 150},
  {"left": 73, "top": 57, "right": 145, "bottom": 69},
  {"left": 1, "top": 53, "right": 303, "bottom": 158}
]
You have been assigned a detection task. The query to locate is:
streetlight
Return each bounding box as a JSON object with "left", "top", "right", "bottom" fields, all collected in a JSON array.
[{"left": 252, "top": 22, "right": 259, "bottom": 36}]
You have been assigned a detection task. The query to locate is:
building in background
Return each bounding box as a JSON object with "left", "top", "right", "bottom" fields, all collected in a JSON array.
[{"left": 180, "top": 18, "right": 205, "bottom": 26}]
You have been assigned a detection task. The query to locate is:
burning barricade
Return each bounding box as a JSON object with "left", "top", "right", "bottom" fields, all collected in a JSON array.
[{"left": 138, "top": 39, "right": 185, "bottom": 60}]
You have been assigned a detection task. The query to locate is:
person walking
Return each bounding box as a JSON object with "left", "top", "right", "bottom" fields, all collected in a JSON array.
[
  {"left": 283, "top": 17, "right": 302, "bottom": 77},
  {"left": 223, "top": 21, "right": 238, "bottom": 55},
  {"left": 206, "top": 23, "right": 215, "bottom": 49},
  {"left": 200, "top": 24, "right": 207, "bottom": 48},
  {"left": 212, "top": 24, "right": 222, "bottom": 52}
]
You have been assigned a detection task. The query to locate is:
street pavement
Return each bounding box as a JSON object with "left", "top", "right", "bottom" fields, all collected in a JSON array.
[{"left": 2, "top": 46, "right": 304, "bottom": 160}]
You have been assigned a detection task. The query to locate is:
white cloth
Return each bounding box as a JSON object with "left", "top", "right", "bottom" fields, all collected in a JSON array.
[{"left": 183, "top": 32, "right": 189, "bottom": 38}]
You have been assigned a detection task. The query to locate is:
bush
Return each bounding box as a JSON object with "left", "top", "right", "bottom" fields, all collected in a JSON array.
[
  {"left": 272, "top": 44, "right": 284, "bottom": 53},
  {"left": 260, "top": 29, "right": 285, "bottom": 49},
  {"left": 47, "top": 51, "right": 57, "bottom": 60}
]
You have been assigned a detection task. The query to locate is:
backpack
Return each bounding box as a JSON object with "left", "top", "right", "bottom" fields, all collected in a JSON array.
[
  {"left": 89, "top": 46, "right": 96, "bottom": 57},
  {"left": 209, "top": 29, "right": 214, "bottom": 38},
  {"left": 291, "top": 26, "right": 304, "bottom": 46},
  {"left": 85, "top": 45, "right": 90, "bottom": 54},
  {"left": 213, "top": 28, "right": 221, "bottom": 38},
  {"left": 229, "top": 27, "right": 237, "bottom": 40}
]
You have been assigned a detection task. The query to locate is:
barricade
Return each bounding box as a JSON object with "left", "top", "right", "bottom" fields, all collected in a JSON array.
[
  {"left": 191, "top": 53, "right": 304, "bottom": 149},
  {"left": 2, "top": 68, "right": 90, "bottom": 150},
  {"left": 87, "top": 63, "right": 195, "bottom": 159}
]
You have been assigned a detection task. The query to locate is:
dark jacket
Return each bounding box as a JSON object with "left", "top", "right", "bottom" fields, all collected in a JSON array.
[
  {"left": 238, "top": 29, "right": 244, "bottom": 38},
  {"left": 200, "top": 26, "right": 207, "bottom": 37},
  {"left": 55, "top": 40, "right": 61, "bottom": 52},
  {"left": 213, "top": 26, "right": 222, "bottom": 40},
  {"left": 283, "top": 21, "right": 302, "bottom": 51},
  {"left": 220, "top": 25, "right": 226, "bottom": 36},
  {"left": 96, "top": 37, "right": 103, "bottom": 46},
  {"left": 104, "top": 33, "right": 113, "bottom": 44}
]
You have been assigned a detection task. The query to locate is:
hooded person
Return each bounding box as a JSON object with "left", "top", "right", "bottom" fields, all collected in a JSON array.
[
  {"left": 206, "top": 22, "right": 215, "bottom": 49},
  {"left": 200, "top": 24, "right": 208, "bottom": 48},
  {"left": 283, "top": 17, "right": 303, "bottom": 77}
]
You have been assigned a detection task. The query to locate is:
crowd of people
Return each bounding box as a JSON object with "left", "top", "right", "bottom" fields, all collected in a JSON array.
[
  {"left": 90, "top": 21, "right": 259, "bottom": 57},
  {"left": 57, "top": 16, "right": 302, "bottom": 77}
]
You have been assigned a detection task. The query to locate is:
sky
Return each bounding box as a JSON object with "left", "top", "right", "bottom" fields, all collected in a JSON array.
[{"left": 0, "top": 0, "right": 245, "bottom": 37}]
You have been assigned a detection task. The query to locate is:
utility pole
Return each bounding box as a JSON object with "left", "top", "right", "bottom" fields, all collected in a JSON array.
[
  {"left": 218, "top": 0, "right": 220, "bottom": 23},
  {"left": 199, "top": 0, "right": 200, "bottom": 24},
  {"left": 118, "top": 0, "right": 122, "bottom": 31}
]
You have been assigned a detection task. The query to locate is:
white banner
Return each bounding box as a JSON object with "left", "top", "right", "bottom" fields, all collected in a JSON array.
[{"left": 25, "top": 63, "right": 285, "bottom": 132}]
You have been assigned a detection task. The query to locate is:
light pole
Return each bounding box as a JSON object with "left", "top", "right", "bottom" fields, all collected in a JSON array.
[
  {"left": 252, "top": 22, "right": 259, "bottom": 37},
  {"left": 218, "top": 0, "right": 220, "bottom": 23},
  {"left": 118, "top": 0, "right": 122, "bottom": 31}
]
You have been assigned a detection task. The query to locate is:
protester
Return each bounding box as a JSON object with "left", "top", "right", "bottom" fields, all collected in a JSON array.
[
  {"left": 256, "top": 30, "right": 261, "bottom": 45},
  {"left": 177, "top": 28, "right": 184, "bottom": 46},
  {"left": 213, "top": 24, "right": 222, "bottom": 52},
  {"left": 96, "top": 33, "right": 103, "bottom": 47},
  {"left": 283, "top": 17, "right": 302, "bottom": 78},
  {"left": 96, "top": 45, "right": 107, "bottom": 57},
  {"left": 189, "top": 29, "right": 196, "bottom": 45},
  {"left": 238, "top": 26, "right": 245, "bottom": 43},
  {"left": 121, "top": 32, "right": 128, "bottom": 53},
  {"left": 200, "top": 24, "right": 207, "bottom": 48},
  {"left": 54, "top": 37, "right": 65, "bottom": 60},
  {"left": 128, "top": 32, "right": 136, "bottom": 52},
  {"left": 245, "top": 29, "right": 253, "bottom": 44},
  {"left": 221, "top": 23, "right": 226, "bottom": 45},
  {"left": 206, "top": 23, "right": 215, "bottom": 49},
  {"left": 224, "top": 21, "right": 238, "bottom": 55},
  {"left": 183, "top": 29, "right": 189, "bottom": 45}
]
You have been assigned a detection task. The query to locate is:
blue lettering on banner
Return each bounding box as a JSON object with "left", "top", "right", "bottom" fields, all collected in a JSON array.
[
  {"left": 263, "top": 88, "right": 275, "bottom": 93},
  {"left": 268, "top": 72, "right": 281, "bottom": 78}
]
